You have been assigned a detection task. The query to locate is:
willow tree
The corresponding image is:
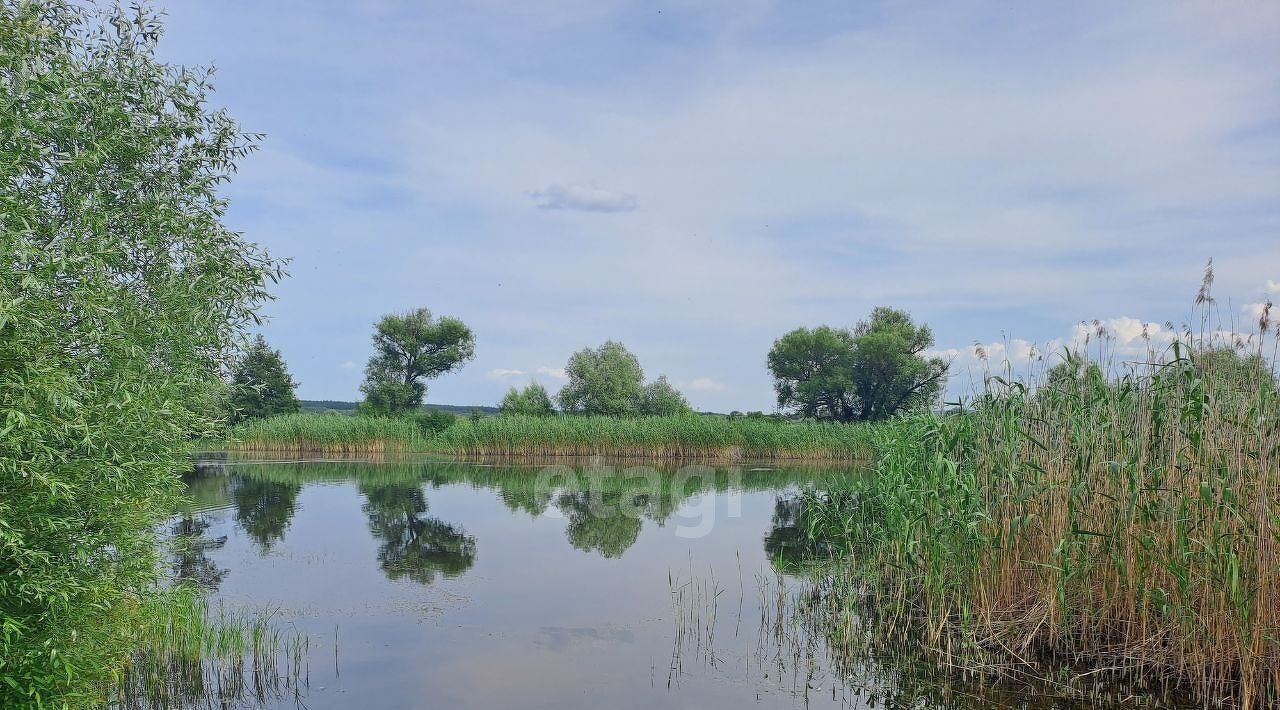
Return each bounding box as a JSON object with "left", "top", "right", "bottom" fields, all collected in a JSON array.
[
  {"left": 0, "top": 2, "right": 280, "bottom": 706},
  {"left": 637, "top": 375, "right": 692, "bottom": 416},
  {"left": 556, "top": 341, "right": 645, "bottom": 416},
  {"left": 358, "top": 308, "right": 475, "bottom": 416},
  {"left": 767, "top": 307, "right": 948, "bottom": 422}
]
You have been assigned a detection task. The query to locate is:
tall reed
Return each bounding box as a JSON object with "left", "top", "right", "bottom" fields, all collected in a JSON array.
[
  {"left": 428, "top": 414, "right": 874, "bottom": 460},
  {"left": 228, "top": 413, "right": 424, "bottom": 454},
  {"left": 806, "top": 294, "right": 1280, "bottom": 706},
  {"left": 226, "top": 413, "right": 876, "bottom": 461}
]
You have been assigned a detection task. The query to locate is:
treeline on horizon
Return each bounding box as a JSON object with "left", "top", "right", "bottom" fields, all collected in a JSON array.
[
  {"left": 219, "top": 299, "right": 953, "bottom": 459},
  {"left": 226, "top": 302, "right": 950, "bottom": 426}
]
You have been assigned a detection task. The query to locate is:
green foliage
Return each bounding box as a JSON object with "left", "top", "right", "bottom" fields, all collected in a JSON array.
[
  {"left": 358, "top": 308, "right": 475, "bottom": 416},
  {"left": 767, "top": 326, "right": 857, "bottom": 420},
  {"left": 500, "top": 382, "right": 556, "bottom": 416},
  {"left": 557, "top": 340, "right": 646, "bottom": 415},
  {"left": 1194, "top": 345, "right": 1278, "bottom": 402},
  {"left": 227, "top": 335, "right": 300, "bottom": 424},
  {"left": 768, "top": 307, "right": 947, "bottom": 422},
  {"left": 110, "top": 586, "right": 303, "bottom": 709},
  {"left": 413, "top": 409, "right": 457, "bottom": 435},
  {"left": 636, "top": 375, "right": 692, "bottom": 416},
  {"left": 0, "top": 2, "right": 280, "bottom": 706},
  {"left": 555, "top": 341, "right": 691, "bottom": 417}
]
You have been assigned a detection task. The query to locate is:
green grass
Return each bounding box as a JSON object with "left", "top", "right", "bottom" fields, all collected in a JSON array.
[{"left": 226, "top": 412, "right": 876, "bottom": 460}]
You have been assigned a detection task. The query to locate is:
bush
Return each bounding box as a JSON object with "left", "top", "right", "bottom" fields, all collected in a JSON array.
[{"left": 414, "top": 410, "right": 457, "bottom": 434}]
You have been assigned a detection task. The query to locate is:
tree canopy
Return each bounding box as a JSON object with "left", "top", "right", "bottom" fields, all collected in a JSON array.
[
  {"left": 556, "top": 341, "right": 646, "bottom": 415},
  {"left": 359, "top": 308, "right": 475, "bottom": 416},
  {"left": 227, "top": 335, "right": 300, "bottom": 423},
  {"left": 555, "top": 341, "right": 691, "bottom": 416},
  {"left": 0, "top": 2, "right": 281, "bottom": 704},
  {"left": 637, "top": 375, "right": 693, "bottom": 416},
  {"left": 767, "top": 307, "right": 947, "bottom": 422},
  {"left": 500, "top": 382, "right": 556, "bottom": 416}
]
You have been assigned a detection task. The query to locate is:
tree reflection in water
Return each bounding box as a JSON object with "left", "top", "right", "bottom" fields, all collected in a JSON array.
[
  {"left": 169, "top": 515, "right": 228, "bottom": 591},
  {"left": 359, "top": 482, "right": 477, "bottom": 584},
  {"left": 210, "top": 462, "right": 829, "bottom": 581},
  {"left": 231, "top": 477, "right": 301, "bottom": 551},
  {"left": 763, "top": 494, "right": 829, "bottom": 574},
  {"left": 555, "top": 490, "right": 645, "bottom": 559}
]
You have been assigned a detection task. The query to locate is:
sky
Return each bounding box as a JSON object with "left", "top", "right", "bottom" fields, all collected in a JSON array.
[{"left": 153, "top": 0, "right": 1280, "bottom": 412}]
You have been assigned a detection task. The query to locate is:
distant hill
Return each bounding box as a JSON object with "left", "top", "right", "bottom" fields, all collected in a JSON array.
[
  {"left": 422, "top": 403, "right": 500, "bottom": 415},
  {"left": 299, "top": 400, "right": 499, "bottom": 416},
  {"left": 299, "top": 399, "right": 358, "bottom": 413}
]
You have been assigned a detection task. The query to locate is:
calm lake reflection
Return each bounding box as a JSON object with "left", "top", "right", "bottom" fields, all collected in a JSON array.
[{"left": 174, "top": 456, "right": 1066, "bottom": 710}]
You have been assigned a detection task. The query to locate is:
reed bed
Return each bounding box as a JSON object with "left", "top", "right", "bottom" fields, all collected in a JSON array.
[
  {"left": 226, "top": 413, "right": 876, "bottom": 460},
  {"left": 429, "top": 414, "right": 874, "bottom": 459},
  {"left": 227, "top": 413, "right": 424, "bottom": 454},
  {"left": 804, "top": 313, "right": 1280, "bottom": 706}
]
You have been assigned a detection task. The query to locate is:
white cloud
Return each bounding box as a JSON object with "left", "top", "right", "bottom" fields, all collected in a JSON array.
[
  {"left": 529, "top": 184, "right": 637, "bottom": 213},
  {"left": 1243, "top": 302, "right": 1272, "bottom": 322},
  {"left": 1066, "top": 317, "right": 1178, "bottom": 350},
  {"left": 1265, "top": 280, "right": 1280, "bottom": 295},
  {"left": 395, "top": 0, "right": 1280, "bottom": 336},
  {"left": 340, "top": 361, "right": 357, "bottom": 370},
  {"left": 488, "top": 368, "right": 527, "bottom": 379},
  {"left": 682, "top": 377, "right": 728, "bottom": 391},
  {"left": 536, "top": 366, "right": 568, "bottom": 379}
]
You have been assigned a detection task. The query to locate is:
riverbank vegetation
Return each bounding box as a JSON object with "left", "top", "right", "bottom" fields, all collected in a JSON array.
[
  {"left": 0, "top": 2, "right": 281, "bottom": 706},
  {"left": 225, "top": 411, "right": 878, "bottom": 460},
  {"left": 768, "top": 307, "right": 948, "bottom": 422},
  {"left": 801, "top": 300, "right": 1280, "bottom": 706},
  {"left": 110, "top": 589, "right": 306, "bottom": 710}
]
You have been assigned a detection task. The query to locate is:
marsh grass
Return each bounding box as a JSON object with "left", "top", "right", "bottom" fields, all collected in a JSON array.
[
  {"left": 227, "top": 413, "right": 424, "bottom": 454},
  {"left": 804, "top": 282, "right": 1280, "bottom": 707},
  {"left": 109, "top": 588, "right": 308, "bottom": 710},
  {"left": 226, "top": 413, "right": 876, "bottom": 460}
]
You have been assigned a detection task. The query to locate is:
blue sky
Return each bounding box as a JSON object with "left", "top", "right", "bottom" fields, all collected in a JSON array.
[{"left": 155, "top": 1, "right": 1280, "bottom": 411}]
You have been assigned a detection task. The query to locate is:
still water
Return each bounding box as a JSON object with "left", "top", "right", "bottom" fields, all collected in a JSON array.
[{"left": 173, "top": 456, "right": 1066, "bottom": 710}]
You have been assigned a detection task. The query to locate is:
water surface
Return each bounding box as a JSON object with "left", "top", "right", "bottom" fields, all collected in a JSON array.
[{"left": 175, "top": 456, "right": 1077, "bottom": 709}]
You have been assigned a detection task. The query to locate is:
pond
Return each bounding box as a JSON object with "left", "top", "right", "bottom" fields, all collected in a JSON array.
[{"left": 170, "top": 456, "right": 1084, "bottom": 709}]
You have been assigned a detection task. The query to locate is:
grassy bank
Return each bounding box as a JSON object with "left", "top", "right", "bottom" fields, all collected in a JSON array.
[
  {"left": 226, "top": 412, "right": 876, "bottom": 460},
  {"left": 804, "top": 339, "right": 1280, "bottom": 706}
]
